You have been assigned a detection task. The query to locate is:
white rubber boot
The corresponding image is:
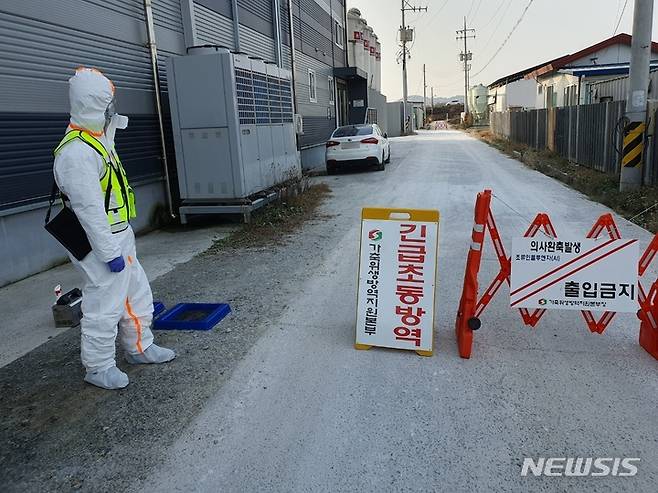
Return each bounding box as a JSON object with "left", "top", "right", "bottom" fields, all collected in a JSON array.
[
  {"left": 84, "top": 366, "right": 129, "bottom": 390},
  {"left": 125, "top": 344, "right": 176, "bottom": 364}
]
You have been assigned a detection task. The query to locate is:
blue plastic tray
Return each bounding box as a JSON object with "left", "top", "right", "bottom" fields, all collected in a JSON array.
[
  {"left": 153, "top": 301, "right": 167, "bottom": 319},
  {"left": 153, "top": 303, "right": 231, "bottom": 331}
]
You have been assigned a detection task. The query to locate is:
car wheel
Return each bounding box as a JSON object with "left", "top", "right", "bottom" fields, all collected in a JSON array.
[
  {"left": 326, "top": 161, "right": 338, "bottom": 175},
  {"left": 384, "top": 147, "right": 391, "bottom": 163},
  {"left": 376, "top": 151, "right": 385, "bottom": 171}
]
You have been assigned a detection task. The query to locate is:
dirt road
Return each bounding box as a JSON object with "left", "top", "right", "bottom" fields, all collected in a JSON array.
[{"left": 2, "top": 130, "right": 657, "bottom": 492}]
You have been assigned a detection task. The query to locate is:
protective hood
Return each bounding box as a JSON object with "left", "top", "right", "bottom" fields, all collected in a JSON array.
[{"left": 68, "top": 68, "right": 115, "bottom": 137}]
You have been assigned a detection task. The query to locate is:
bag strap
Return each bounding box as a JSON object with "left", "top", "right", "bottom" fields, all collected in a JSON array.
[
  {"left": 104, "top": 164, "right": 113, "bottom": 212},
  {"left": 50, "top": 130, "right": 113, "bottom": 223},
  {"left": 44, "top": 179, "right": 60, "bottom": 225}
]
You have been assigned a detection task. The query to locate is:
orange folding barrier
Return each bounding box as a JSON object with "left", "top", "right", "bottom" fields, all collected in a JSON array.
[
  {"left": 638, "top": 234, "right": 658, "bottom": 360},
  {"left": 455, "top": 189, "right": 658, "bottom": 360}
]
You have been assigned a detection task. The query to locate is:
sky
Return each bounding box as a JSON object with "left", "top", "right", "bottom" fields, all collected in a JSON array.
[{"left": 347, "top": 0, "right": 658, "bottom": 100}]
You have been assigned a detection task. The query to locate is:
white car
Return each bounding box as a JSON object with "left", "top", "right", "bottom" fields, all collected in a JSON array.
[{"left": 325, "top": 124, "right": 391, "bottom": 174}]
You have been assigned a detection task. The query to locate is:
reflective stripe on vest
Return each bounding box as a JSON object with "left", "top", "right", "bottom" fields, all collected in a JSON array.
[{"left": 54, "top": 130, "right": 136, "bottom": 233}]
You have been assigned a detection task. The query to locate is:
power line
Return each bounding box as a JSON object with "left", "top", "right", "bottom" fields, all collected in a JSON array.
[
  {"left": 415, "top": 0, "right": 449, "bottom": 29},
  {"left": 614, "top": 0, "right": 622, "bottom": 20},
  {"left": 471, "top": 0, "right": 535, "bottom": 78},
  {"left": 612, "top": 0, "right": 630, "bottom": 35},
  {"left": 480, "top": 0, "right": 514, "bottom": 36},
  {"left": 467, "top": 0, "right": 477, "bottom": 20},
  {"left": 471, "top": 0, "right": 485, "bottom": 23}
]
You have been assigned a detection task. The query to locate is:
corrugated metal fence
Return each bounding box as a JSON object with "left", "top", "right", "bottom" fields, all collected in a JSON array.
[{"left": 489, "top": 102, "right": 643, "bottom": 178}]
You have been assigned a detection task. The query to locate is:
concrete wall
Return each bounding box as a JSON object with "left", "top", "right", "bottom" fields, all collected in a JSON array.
[
  {"left": 536, "top": 73, "right": 579, "bottom": 108},
  {"left": 386, "top": 102, "right": 414, "bottom": 137},
  {"left": 0, "top": 180, "right": 165, "bottom": 288},
  {"left": 367, "top": 88, "right": 387, "bottom": 131},
  {"left": 491, "top": 78, "right": 537, "bottom": 111},
  {"left": 386, "top": 103, "right": 403, "bottom": 137},
  {"left": 300, "top": 144, "right": 326, "bottom": 171}
]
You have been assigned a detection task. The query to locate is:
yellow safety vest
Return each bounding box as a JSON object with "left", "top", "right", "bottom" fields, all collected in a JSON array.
[{"left": 54, "top": 130, "right": 136, "bottom": 234}]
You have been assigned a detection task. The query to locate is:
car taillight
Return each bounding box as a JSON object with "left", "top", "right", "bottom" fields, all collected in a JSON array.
[
  {"left": 360, "top": 137, "right": 378, "bottom": 144},
  {"left": 326, "top": 140, "right": 340, "bottom": 147}
]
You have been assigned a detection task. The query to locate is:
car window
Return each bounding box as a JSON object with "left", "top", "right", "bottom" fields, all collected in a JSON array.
[{"left": 333, "top": 125, "right": 373, "bottom": 137}]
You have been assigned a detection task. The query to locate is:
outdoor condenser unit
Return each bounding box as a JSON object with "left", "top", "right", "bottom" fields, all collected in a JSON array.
[{"left": 166, "top": 46, "right": 300, "bottom": 223}]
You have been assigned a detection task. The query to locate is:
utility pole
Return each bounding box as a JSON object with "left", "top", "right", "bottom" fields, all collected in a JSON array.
[
  {"left": 456, "top": 17, "right": 475, "bottom": 117},
  {"left": 430, "top": 86, "right": 434, "bottom": 120},
  {"left": 400, "top": 1, "right": 427, "bottom": 134},
  {"left": 620, "top": 0, "right": 654, "bottom": 191},
  {"left": 423, "top": 63, "right": 427, "bottom": 127}
]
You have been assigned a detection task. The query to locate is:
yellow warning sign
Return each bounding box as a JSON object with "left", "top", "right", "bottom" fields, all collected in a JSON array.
[{"left": 622, "top": 121, "right": 645, "bottom": 168}]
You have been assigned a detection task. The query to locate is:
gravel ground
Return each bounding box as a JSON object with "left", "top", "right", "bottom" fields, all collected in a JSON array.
[{"left": 0, "top": 184, "right": 341, "bottom": 492}]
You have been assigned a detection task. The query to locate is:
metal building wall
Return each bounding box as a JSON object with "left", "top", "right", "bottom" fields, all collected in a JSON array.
[
  {"left": 192, "top": 0, "right": 288, "bottom": 65},
  {"left": 290, "top": 0, "right": 346, "bottom": 154},
  {"left": 192, "top": 0, "right": 346, "bottom": 166},
  {"left": 0, "top": 0, "right": 333, "bottom": 284},
  {"left": 238, "top": 0, "right": 273, "bottom": 23},
  {"left": 0, "top": 0, "right": 187, "bottom": 287},
  {"left": 194, "top": 2, "right": 236, "bottom": 48},
  {"left": 240, "top": 25, "right": 277, "bottom": 63},
  {"left": 280, "top": 0, "right": 293, "bottom": 69},
  {"left": 586, "top": 70, "right": 658, "bottom": 103}
]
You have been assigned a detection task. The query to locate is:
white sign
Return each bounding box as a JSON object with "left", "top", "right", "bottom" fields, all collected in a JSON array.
[
  {"left": 510, "top": 236, "right": 639, "bottom": 312},
  {"left": 632, "top": 90, "right": 646, "bottom": 108},
  {"left": 355, "top": 209, "right": 439, "bottom": 354},
  {"left": 353, "top": 99, "right": 364, "bottom": 108}
]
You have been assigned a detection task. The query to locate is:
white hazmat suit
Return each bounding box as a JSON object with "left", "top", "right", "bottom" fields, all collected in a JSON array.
[{"left": 53, "top": 68, "right": 175, "bottom": 389}]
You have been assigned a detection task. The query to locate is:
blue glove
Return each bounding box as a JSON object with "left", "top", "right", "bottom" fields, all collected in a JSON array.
[{"left": 107, "top": 256, "right": 125, "bottom": 273}]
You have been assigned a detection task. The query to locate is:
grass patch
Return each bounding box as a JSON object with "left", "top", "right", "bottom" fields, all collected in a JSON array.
[
  {"left": 207, "top": 183, "right": 332, "bottom": 252},
  {"left": 469, "top": 128, "right": 658, "bottom": 233}
]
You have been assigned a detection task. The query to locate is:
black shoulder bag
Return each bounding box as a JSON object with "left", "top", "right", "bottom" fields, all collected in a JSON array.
[{"left": 44, "top": 180, "right": 92, "bottom": 261}]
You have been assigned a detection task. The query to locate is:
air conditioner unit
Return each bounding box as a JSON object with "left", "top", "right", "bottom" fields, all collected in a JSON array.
[{"left": 166, "top": 47, "right": 300, "bottom": 220}]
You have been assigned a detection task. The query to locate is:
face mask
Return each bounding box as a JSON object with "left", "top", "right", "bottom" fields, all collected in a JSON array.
[
  {"left": 112, "top": 114, "right": 129, "bottom": 130},
  {"left": 105, "top": 113, "right": 129, "bottom": 146},
  {"left": 104, "top": 99, "right": 117, "bottom": 130}
]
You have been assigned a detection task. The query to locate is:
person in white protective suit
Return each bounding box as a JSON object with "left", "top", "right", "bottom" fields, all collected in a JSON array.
[{"left": 53, "top": 67, "right": 175, "bottom": 390}]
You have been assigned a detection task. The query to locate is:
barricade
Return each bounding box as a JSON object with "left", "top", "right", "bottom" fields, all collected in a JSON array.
[{"left": 455, "top": 189, "right": 658, "bottom": 360}]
